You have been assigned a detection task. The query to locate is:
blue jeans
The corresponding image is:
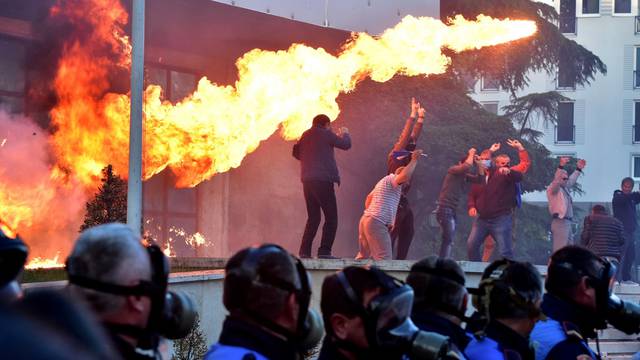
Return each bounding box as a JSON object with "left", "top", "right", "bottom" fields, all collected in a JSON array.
[
  {"left": 467, "top": 214, "right": 514, "bottom": 261},
  {"left": 436, "top": 207, "right": 456, "bottom": 259}
]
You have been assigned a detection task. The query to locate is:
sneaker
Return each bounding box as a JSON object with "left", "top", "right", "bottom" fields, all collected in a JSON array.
[
  {"left": 621, "top": 280, "right": 639, "bottom": 286},
  {"left": 318, "top": 254, "right": 339, "bottom": 259}
]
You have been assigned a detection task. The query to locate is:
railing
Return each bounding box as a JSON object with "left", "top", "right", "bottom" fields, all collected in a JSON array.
[
  {"left": 633, "top": 125, "right": 640, "bottom": 143},
  {"left": 554, "top": 125, "right": 575, "bottom": 144},
  {"left": 559, "top": 15, "right": 577, "bottom": 34}
]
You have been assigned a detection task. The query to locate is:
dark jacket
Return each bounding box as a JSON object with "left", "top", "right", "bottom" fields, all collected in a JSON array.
[
  {"left": 465, "top": 320, "right": 534, "bottom": 360},
  {"left": 412, "top": 310, "right": 471, "bottom": 357},
  {"left": 469, "top": 168, "right": 523, "bottom": 219},
  {"left": 612, "top": 190, "right": 640, "bottom": 232},
  {"left": 294, "top": 125, "right": 351, "bottom": 184},
  {"left": 437, "top": 163, "right": 483, "bottom": 210},
  {"left": 205, "top": 316, "right": 299, "bottom": 360},
  {"left": 317, "top": 337, "right": 351, "bottom": 360},
  {"left": 581, "top": 213, "right": 625, "bottom": 260}
]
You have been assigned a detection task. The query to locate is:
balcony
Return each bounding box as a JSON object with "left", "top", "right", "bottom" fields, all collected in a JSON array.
[{"left": 554, "top": 125, "right": 575, "bottom": 144}]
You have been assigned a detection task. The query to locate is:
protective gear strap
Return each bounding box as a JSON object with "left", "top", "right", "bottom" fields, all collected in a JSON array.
[{"left": 67, "top": 273, "right": 158, "bottom": 297}]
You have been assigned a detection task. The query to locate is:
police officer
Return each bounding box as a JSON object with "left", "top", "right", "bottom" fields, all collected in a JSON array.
[
  {"left": 406, "top": 256, "right": 471, "bottom": 358},
  {"left": 205, "top": 244, "right": 323, "bottom": 360},
  {"left": 465, "top": 259, "right": 543, "bottom": 360},
  {"left": 530, "top": 246, "right": 611, "bottom": 359}
]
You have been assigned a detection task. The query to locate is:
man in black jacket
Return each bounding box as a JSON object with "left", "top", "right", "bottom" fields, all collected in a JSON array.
[
  {"left": 612, "top": 177, "right": 640, "bottom": 284},
  {"left": 293, "top": 114, "right": 351, "bottom": 259},
  {"left": 581, "top": 204, "right": 625, "bottom": 265}
]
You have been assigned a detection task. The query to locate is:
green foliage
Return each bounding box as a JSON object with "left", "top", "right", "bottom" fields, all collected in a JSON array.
[
  {"left": 443, "top": 0, "right": 606, "bottom": 95},
  {"left": 80, "top": 165, "right": 127, "bottom": 232},
  {"left": 501, "top": 91, "right": 571, "bottom": 139},
  {"left": 172, "top": 315, "right": 208, "bottom": 360}
]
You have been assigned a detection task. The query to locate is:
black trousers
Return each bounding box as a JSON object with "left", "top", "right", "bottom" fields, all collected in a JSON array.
[
  {"left": 620, "top": 228, "right": 637, "bottom": 281},
  {"left": 390, "top": 196, "right": 414, "bottom": 260},
  {"left": 299, "top": 181, "right": 338, "bottom": 257}
]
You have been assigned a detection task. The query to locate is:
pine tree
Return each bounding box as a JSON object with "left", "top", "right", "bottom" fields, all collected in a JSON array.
[
  {"left": 172, "top": 315, "right": 208, "bottom": 360},
  {"left": 80, "top": 165, "right": 127, "bottom": 231}
]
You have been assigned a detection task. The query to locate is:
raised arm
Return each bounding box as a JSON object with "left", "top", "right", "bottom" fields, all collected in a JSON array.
[
  {"left": 448, "top": 148, "right": 476, "bottom": 175},
  {"left": 409, "top": 104, "right": 426, "bottom": 144},
  {"left": 394, "top": 149, "right": 422, "bottom": 185},
  {"left": 566, "top": 159, "right": 585, "bottom": 188},
  {"left": 330, "top": 127, "right": 351, "bottom": 150},
  {"left": 506, "top": 139, "right": 530, "bottom": 174},
  {"left": 391, "top": 98, "right": 419, "bottom": 152}
]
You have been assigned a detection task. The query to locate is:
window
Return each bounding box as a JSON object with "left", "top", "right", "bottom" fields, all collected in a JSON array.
[
  {"left": 481, "top": 102, "right": 499, "bottom": 114},
  {"left": 0, "top": 37, "right": 26, "bottom": 114},
  {"left": 143, "top": 65, "right": 199, "bottom": 255},
  {"left": 557, "top": 55, "right": 576, "bottom": 89},
  {"left": 559, "top": 0, "right": 577, "bottom": 33},
  {"left": 635, "top": 47, "right": 640, "bottom": 88},
  {"left": 555, "top": 102, "right": 575, "bottom": 143},
  {"left": 481, "top": 74, "right": 500, "bottom": 91},
  {"left": 632, "top": 155, "right": 640, "bottom": 180},
  {"left": 614, "top": 0, "right": 632, "bottom": 14},
  {"left": 635, "top": 101, "right": 640, "bottom": 143},
  {"left": 581, "top": 0, "right": 599, "bottom": 14}
]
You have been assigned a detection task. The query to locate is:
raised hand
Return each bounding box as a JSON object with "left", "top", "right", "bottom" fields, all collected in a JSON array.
[
  {"left": 506, "top": 138, "right": 525, "bottom": 151},
  {"left": 417, "top": 105, "right": 426, "bottom": 119},
  {"left": 498, "top": 167, "right": 511, "bottom": 175},
  {"left": 489, "top": 142, "right": 501, "bottom": 153},
  {"left": 411, "top": 149, "right": 424, "bottom": 161},
  {"left": 577, "top": 159, "right": 586, "bottom": 170},
  {"left": 411, "top": 97, "right": 419, "bottom": 118}
]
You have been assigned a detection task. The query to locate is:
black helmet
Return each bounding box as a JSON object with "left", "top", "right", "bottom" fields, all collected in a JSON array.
[{"left": 0, "top": 221, "right": 28, "bottom": 286}]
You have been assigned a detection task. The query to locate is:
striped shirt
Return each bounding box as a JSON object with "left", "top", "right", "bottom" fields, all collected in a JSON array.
[
  {"left": 364, "top": 174, "right": 402, "bottom": 226},
  {"left": 580, "top": 214, "right": 625, "bottom": 260}
]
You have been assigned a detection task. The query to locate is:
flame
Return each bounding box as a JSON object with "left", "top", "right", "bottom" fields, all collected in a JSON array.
[
  {"left": 0, "top": 139, "right": 6, "bottom": 147},
  {"left": 162, "top": 239, "right": 174, "bottom": 258},
  {"left": 25, "top": 252, "right": 64, "bottom": 269},
  {"left": 48, "top": 0, "right": 536, "bottom": 188}
]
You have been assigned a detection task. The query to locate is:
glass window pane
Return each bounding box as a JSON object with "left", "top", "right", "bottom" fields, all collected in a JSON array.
[
  {"left": 634, "top": 157, "right": 640, "bottom": 178},
  {"left": 0, "top": 38, "right": 25, "bottom": 93},
  {"left": 481, "top": 75, "right": 499, "bottom": 90},
  {"left": 558, "top": 53, "right": 575, "bottom": 88},
  {"left": 615, "top": 0, "right": 631, "bottom": 13},
  {"left": 146, "top": 66, "right": 168, "bottom": 99},
  {"left": 557, "top": 102, "right": 574, "bottom": 142},
  {"left": 559, "top": 0, "right": 576, "bottom": 33},
  {"left": 482, "top": 103, "right": 498, "bottom": 114},
  {"left": 583, "top": 0, "right": 599, "bottom": 14},
  {"left": 170, "top": 71, "right": 197, "bottom": 102}
]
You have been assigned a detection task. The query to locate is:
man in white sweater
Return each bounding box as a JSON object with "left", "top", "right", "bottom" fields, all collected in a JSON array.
[{"left": 546, "top": 157, "right": 586, "bottom": 251}]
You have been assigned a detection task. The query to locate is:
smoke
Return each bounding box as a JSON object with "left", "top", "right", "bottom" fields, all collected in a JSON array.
[{"left": 0, "top": 109, "right": 86, "bottom": 260}]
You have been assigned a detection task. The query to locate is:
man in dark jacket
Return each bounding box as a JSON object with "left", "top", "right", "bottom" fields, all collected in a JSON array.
[
  {"left": 581, "top": 204, "right": 625, "bottom": 264},
  {"left": 612, "top": 177, "right": 640, "bottom": 284},
  {"left": 435, "top": 148, "right": 485, "bottom": 259},
  {"left": 293, "top": 114, "right": 351, "bottom": 259},
  {"left": 466, "top": 141, "right": 527, "bottom": 261},
  {"left": 387, "top": 97, "right": 425, "bottom": 260},
  {"left": 406, "top": 256, "right": 471, "bottom": 359}
]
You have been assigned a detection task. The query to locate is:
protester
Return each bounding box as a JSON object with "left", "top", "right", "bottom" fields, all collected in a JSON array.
[
  {"left": 318, "top": 265, "right": 450, "bottom": 360},
  {"left": 356, "top": 149, "right": 423, "bottom": 260},
  {"left": 612, "top": 177, "right": 640, "bottom": 284},
  {"left": 205, "top": 244, "right": 323, "bottom": 360},
  {"left": 435, "top": 148, "right": 485, "bottom": 259},
  {"left": 0, "top": 220, "right": 27, "bottom": 303},
  {"left": 387, "top": 98, "right": 426, "bottom": 260},
  {"left": 66, "top": 223, "right": 196, "bottom": 360},
  {"left": 293, "top": 114, "right": 352, "bottom": 259},
  {"left": 530, "top": 246, "right": 612, "bottom": 359},
  {"left": 465, "top": 259, "right": 542, "bottom": 360},
  {"left": 406, "top": 256, "right": 471, "bottom": 358},
  {"left": 546, "top": 157, "right": 586, "bottom": 251},
  {"left": 580, "top": 204, "right": 625, "bottom": 266},
  {"left": 467, "top": 139, "right": 528, "bottom": 261}
]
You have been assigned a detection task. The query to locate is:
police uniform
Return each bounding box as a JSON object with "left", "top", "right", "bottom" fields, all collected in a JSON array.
[
  {"left": 465, "top": 320, "right": 535, "bottom": 360},
  {"left": 530, "top": 294, "right": 599, "bottom": 360},
  {"left": 412, "top": 311, "right": 471, "bottom": 359},
  {"left": 204, "top": 316, "right": 299, "bottom": 360}
]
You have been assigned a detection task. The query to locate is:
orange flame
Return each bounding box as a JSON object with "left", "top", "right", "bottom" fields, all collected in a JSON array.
[
  {"left": 48, "top": 0, "right": 536, "bottom": 188},
  {"left": 25, "top": 252, "right": 64, "bottom": 269}
]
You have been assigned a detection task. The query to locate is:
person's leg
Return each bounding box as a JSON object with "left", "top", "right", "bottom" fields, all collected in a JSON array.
[
  {"left": 551, "top": 219, "right": 571, "bottom": 252},
  {"left": 367, "top": 218, "right": 393, "bottom": 260},
  {"left": 621, "top": 229, "right": 636, "bottom": 281},
  {"left": 355, "top": 216, "right": 370, "bottom": 260},
  {"left": 299, "top": 181, "right": 321, "bottom": 257},
  {"left": 467, "top": 218, "right": 490, "bottom": 261},
  {"left": 491, "top": 214, "right": 514, "bottom": 260},
  {"left": 437, "top": 208, "right": 456, "bottom": 259},
  {"left": 482, "top": 235, "right": 495, "bottom": 262},
  {"left": 395, "top": 204, "right": 414, "bottom": 260},
  {"left": 390, "top": 203, "right": 403, "bottom": 257},
  {"left": 318, "top": 182, "right": 338, "bottom": 256}
]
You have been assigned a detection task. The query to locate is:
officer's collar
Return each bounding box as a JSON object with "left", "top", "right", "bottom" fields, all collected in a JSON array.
[
  {"left": 218, "top": 316, "right": 299, "bottom": 360},
  {"left": 412, "top": 310, "right": 471, "bottom": 350},
  {"left": 541, "top": 294, "right": 598, "bottom": 339},
  {"left": 484, "top": 320, "right": 534, "bottom": 360}
]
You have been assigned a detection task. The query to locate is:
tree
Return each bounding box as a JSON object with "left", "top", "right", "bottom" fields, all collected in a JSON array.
[
  {"left": 80, "top": 165, "right": 127, "bottom": 231},
  {"left": 172, "top": 315, "right": 208, "bottom": 360},
  {"left": 502, "top": 91, "right": 571, "bottom": 141}
]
